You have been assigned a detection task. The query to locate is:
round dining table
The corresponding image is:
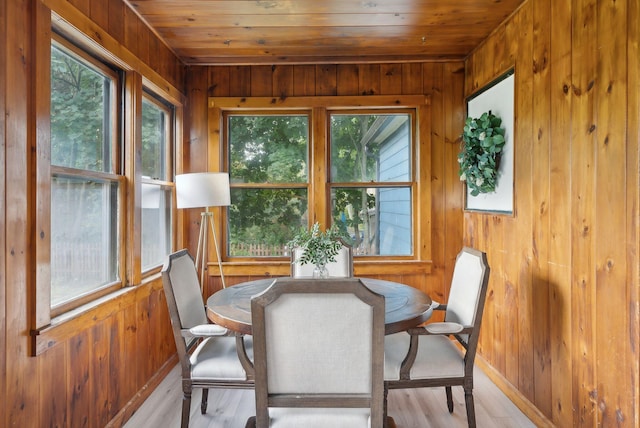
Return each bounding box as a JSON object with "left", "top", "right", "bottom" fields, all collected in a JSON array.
[{"left": 206, "top": 277, "right": 433, "bottom": 335}]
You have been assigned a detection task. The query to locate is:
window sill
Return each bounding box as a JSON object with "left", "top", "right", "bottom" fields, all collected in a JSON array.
[
  {"left": 30, "top": 273, "right": 163, "bottom": 356},
  {"left": 212, "top": 259, "right": 433, "bottom": 277}
]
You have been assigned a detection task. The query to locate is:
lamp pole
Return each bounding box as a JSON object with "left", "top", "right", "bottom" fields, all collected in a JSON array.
[{"left": 195, "top": 208, "right": 226, "bottom": 292}]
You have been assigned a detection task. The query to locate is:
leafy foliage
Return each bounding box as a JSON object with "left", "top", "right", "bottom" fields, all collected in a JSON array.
[
  {"left": 141, "top": 97, "right": 167, "bottom": 179},
  {"left": 228, "top": 115, "right": 309, "bottom": 250},
  {"left": 50, "top": 45, "right": 116, "bottom": 245},
  {"left": 329, "top": 115, "right": 380, "bottom": 250},
  {"left": 51, "top": 45, "right": 111, "bottom": 172},
  {"left": 286, "top": 222, "right": 346, "bottom": 267},
  {"left": 458, "top": 111, "right": 506, "bottom": 196},
  {"left": 227, "top": 112, "right": 411, "bottom": 256}
]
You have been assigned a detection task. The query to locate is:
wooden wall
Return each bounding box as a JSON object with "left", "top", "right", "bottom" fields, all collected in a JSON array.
[
  {"left": 184, "top": 62, "right": 466, "bottom": 309},
  {"left": 465, "top": 0, "right": 639, "bottom": 426},
  {"left": 7, "top": 0, "right": 637, "bottom": 426},
  {"left": 1, "top": 0, "right": 185, "bottom": 426}
]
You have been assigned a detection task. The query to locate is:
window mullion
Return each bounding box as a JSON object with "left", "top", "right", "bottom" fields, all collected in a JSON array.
[{"left": 124, "top": 71, "right": 143, "bottom": 286}]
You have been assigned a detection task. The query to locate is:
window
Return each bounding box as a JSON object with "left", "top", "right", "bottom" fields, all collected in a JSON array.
[
  {"left": 226, "top": 113, "right": 310, "bottom": 257},
  {"left": 221, "top": 103, "right": 416, "bottom": 260},
  {"left": 141, "top": 93, "right": 173, "bottom": 270},
  {"left": 46, "top": 34, "right": 179, "bottom": 317},
  {"left": 50, "top": 40, "right": 121, "bottom": 310},
  {"left": 33, "top": 19, "right": 184, "bottom": 344},
  {"left": 329, "top": 112, "right": 414, "bottom": 256}
]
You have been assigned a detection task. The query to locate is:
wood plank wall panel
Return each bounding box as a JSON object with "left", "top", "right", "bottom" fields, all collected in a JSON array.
[
  {"left": 594, "top": 0, "right": 631, "bottom": 425},
  {"left": 381, "top": 64, "right": 402, "bottom": 95},
  {"left": 41, "top": 344, "right": 68, "bottom": 427},
  {"left": 316, "top": 65, "right": 338, "bottom": 96},
  {"left": 548, "top": 0, "right": 573, "bottom": 425},
  {"left": 423, "top": 62, "right": 446, "bottom": 308},
  {"left": 188, "top": 61, "right": 465, "bottom": 305},
  {"left": 5, "top": 0, "right": 35, "bottom": 426},
  {"left": 442, "top": 62, "right": 465, "bottom": 309},
  {"left": 2, "top": 0, "right": 185, "bottom": 426},
  {"left": 184, "top": 67, "right": 211, "bottom": 260},
  {"left": 571, "top": 0, "right": 598, "bottom": 421},
  {"left": 515, "top": 3, "right": 536, "bottom": 404},
  {"left": 0, "top": 0, "right": 7, "bottom": 424},
  {"left": 293, "top": 65, "right": 315, "bottom": 97},
  {"left": 531, "top": 0, "right": 552, "bottom": 417},
  {"left": 464, "top": 0, "right": 640, "bottom": 426},
  {"left": 628, "top": 0, "right": 640, "bottom": 426},
  {"left": 107, "top": 0, "right": 125, "bottom": 44},
  {"left": 337, "top": 64, "right": 359, "bottom": 96}
]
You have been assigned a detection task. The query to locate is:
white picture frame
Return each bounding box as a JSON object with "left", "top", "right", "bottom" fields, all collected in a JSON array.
[{"left": 464, "top": 69, "right": 515, "bottom": 214}]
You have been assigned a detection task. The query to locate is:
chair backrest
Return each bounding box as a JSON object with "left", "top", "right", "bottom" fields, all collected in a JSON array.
[
  {"left": 445, "top": 247, "right": 490, "bottom": 351},
  {"left": 251, "top": 277, "right": 385, "bottom": 427},
  {"left": 290, "top": 238, "right": 353, "bottom": 277},
  {"left": 162, "top": 249, "right": 209, "bottom": 373}
]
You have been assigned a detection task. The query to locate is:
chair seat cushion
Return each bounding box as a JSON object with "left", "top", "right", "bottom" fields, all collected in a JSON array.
[
  {"left": 384, "top": 332, "right": 464, "bottom": 381},
  {"left": 267, "top": 407, "right": 371, "bottom": 428},
  {"left": 424, "top": 321, "right": 464, "bottom": 335},
  {"left": 190, "top": 336, "right": 253, "bottom": 381},
  {"left": 189, "top": 323, "right": 228, "bottom": 336}
]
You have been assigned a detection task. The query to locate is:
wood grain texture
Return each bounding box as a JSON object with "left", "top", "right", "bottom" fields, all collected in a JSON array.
[
  {"left": 515, "top": 2, "right": 536, "bottom": 404},
  {"left": 531, "top": 0, "right": 552, "bottom": 417},
  {"left": 627, "top": 1, "right": 640, "bottom": 427},
  {"left": 0, "top": 0, "right": 6, "bottom": 423},
  {"left": 424, "top": 62, "right": 447, "bottom": 311},
  {"left": 547, "top": 0, "right": 573, "bottom": 426},
  {"left": 122, "top": 0, "right": 526, "bottom": 64},
  {"left": 2, "top": 0, "right": 183, "bottom": 426},
  {"left": 184, "top": 67, "right": 209, "bottom": 271},
  {"left": 5, "top": 0, "right": 35, "bottom": 426},
  {"left": 337, "top": 64, "right": 359, "bottom": 96},
  {"left": 465, "top": 0, "right": 640, "bottom": 426},
  {"left": 3, "top": 0, "right": 636, "bottom": 426},
  {"left": 594, "top": 0, "right": 630, "bottom": 425},
  {"left": 571, "top": 0, "right": 598, "bottom": 424},
  {"left": 293, "top": 65, "right": 315, "bottom": 97}
]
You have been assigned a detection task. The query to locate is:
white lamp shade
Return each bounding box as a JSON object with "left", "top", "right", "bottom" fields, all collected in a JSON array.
[{"left": 175, "top": 172, "right": 231, "bottom": 209}]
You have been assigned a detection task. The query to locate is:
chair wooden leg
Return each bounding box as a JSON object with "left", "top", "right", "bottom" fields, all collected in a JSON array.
[
  {"left": 201, "top": 388, "right": 209, "bottom": 414},
  {"left": 445, "top": 386, "right": 454, "bottom": 413},
  {"left": 383, "top": 385, "right": 389, "bottom": 428},
  {"left": 464, "top": 388, "right": 476, "bottom": 428},
  {"left": 382, "top": 385, "right": 398, "bottom": 428},
  {"left": 181, "top": 390, "right": 192, "bottom": 428}
]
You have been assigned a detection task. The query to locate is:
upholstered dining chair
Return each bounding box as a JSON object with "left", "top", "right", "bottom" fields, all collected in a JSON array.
[
  {"left": 383, "top": 247, "right": 490, "bottom": 428},
  {"left": 290, "top": 237, "right": 354, "bottom": 278},
  {"left": 162, "top": 249, "right": 254, "bottom": 428},
  {"left": 246, "top": 277, "right": 385, "bottom": 428}
]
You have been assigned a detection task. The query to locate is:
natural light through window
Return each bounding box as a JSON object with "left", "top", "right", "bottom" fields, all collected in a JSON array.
[{"left": 50, "top": 42, "right": 120, "bottom": 308}]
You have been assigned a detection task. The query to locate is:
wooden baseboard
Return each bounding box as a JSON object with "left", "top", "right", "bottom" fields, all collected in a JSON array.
[
  {"left": 475, "top": 355, "right": 555, "bottom": 428},
  {"left": 106, "top": 355, "right": 179, "bottom": 428}
]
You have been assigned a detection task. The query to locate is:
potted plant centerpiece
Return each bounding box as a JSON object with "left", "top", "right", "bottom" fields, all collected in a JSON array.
[
  {"left": 458, "top": 110, "right": 506, "bottom": 196},
  {"left": 287, "top": 222, "right": 345, "bottom": 278}
]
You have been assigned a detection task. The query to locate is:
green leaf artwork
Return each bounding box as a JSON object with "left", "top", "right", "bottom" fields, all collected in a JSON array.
[{"left": 458, "top": 111, "right": 506, "bottom": 196}]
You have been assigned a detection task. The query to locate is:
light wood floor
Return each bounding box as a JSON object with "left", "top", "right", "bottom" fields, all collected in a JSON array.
[{"left": 124, "top": 364, "right": 536, "bottom": 428}]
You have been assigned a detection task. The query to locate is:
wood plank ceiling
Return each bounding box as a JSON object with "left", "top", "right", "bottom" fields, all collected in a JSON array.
[{"left": 124, "top": 0, "right": 526, "bottom": 65}]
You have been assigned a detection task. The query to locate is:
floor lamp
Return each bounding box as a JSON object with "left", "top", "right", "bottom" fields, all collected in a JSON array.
[{"left": 175, "top": 172, "right": 230, "bottom": 293}]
